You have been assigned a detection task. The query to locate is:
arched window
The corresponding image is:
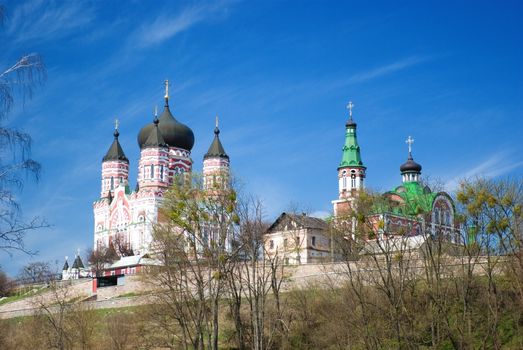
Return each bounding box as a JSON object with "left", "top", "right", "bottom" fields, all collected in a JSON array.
[
  {"left": 342, "top": 170, "right": 347, "bottom": 189},
  {"left": 160, "top": 165, "right": 164, "bottom": 180},
  {"left": 150, "top": 164, "right": 155, "bottom": 179},
  {"left": 351, "top": 170, "right": 356, "bottom": 188},
  {"left": 110, "top": 176, "right": 114, "bottom": 190}
]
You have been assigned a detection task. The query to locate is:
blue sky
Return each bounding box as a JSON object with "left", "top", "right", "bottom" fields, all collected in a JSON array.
[{"left": 1, "top": 0, "right": 522, "bottom": 275}]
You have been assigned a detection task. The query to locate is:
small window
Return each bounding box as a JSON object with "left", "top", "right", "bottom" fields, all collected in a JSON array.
[
  {"left": 269, "top": 240, "right": 274, "bottom": 249},
  {"left": 150, "top": 164, "right": 155, "bottom": 179},
  {"left": 160, "top": 165, "right": 164, "bottom": 180},
  {"left": 283, "top": 238, "right": 288, "bottom": 249},
  {"left": 110, "top": 176, "right": 114, "bottom": 190},
  {"left": 311, "top": 236, "right": 316, "bottom": 246}
]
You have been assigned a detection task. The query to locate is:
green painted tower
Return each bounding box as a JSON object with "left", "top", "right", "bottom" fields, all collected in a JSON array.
[{"left": 332, "top": 102, "right": 367, "bottom": 216}]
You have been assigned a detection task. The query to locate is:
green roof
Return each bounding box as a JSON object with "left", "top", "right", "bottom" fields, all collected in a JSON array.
[
  {"left": 339, "top": 124, "right": 364, "bottom": 168},
  {"left": 386, "top": 181, "right": 436, "bottom": 216}
]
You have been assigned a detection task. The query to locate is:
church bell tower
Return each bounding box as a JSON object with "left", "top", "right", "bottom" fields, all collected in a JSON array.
[{"left": 332, "top": 101, "right": 366, "bottom": 217}]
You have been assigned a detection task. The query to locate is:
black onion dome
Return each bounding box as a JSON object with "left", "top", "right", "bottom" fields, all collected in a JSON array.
[
  {"left": 204, "top": 126, "right": 229, "bottom": 160},
  {"left": 137, "top": 123, "right": 154, "bottom": 148},
  {"left": 103, "top": 129, "right": 129, "bottom": 163},
  {"left": 345, "top": 118, "right": 357, "bottom": 128},
  {"left": 143, "top": 118, "right": 168, "bottom": 148},
  {"left": 137, "top": 102, "right": 194, "bottom": 151},
  {"left": 400, "top": 153, "right": 422, "bottom": 173}
]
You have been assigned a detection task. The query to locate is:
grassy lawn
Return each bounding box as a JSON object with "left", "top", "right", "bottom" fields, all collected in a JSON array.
[{"left": 0, "top": 286, "right": 48, "bottom": 306}]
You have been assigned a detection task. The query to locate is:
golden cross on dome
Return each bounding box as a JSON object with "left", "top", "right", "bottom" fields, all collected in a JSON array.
[
  {"left": 154, "top": 105, "right": 158, "bottom": 117},
  {"left": 347, "top": 101, "right": 354, "bottom": 118},
  {"left": 114, "top": 118, "right": 119, "bottom": 130},
  {"left": 406, "top": 136, "right": 414, "bottom": 153},
  {"left": 215, "top": 115, "right": 219, "bottom": 128}
]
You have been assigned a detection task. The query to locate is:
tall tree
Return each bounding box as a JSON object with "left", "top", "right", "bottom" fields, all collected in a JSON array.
[
  {"left": 147, "top": 173, "right": 239, "bottom": 350},
  {"left": 0, "top": 5, "right": 47, "bottom": 255}
]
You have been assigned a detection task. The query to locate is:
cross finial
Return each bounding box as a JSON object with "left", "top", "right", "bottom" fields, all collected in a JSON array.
[
  {"left": 154, "top": 105, "right": 158, "bottom": 118},
  {"left": 164, "top": 79, "right": 169, "bottom": 99},
  {"left": 406, "top": 136, "right": 414, "bottom": 154},
  {"left": 347, "top": 101, "right": 354, "bottom": 119},
  {"left": 215, "top": 114, "right": 219, "bottom": 128},
  {"left": 114, "top": 118, "right": 119, "bottom": 131},
  {"left": 76, "top": 248, "right": 80, "bottom": 257}
]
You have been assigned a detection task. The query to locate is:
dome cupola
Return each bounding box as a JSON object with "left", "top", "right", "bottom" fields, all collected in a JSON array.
[
  {"left": 400, "top": 136, "right": 422, "bottom": 183},
  {"left": 137, "top": 80, "right": 195, "bottom": 151},
  {"left": 142, "top": 114, "right": 168, "bottom": 149},
  {"left": 103, "top": 120, "right": 129, "bottom": 163},
  {"left": 400, "top": 156, "right": 422, "bottom": 173},
  {"left": 204, "top": 116, "right": 229, "bottom": 160}
]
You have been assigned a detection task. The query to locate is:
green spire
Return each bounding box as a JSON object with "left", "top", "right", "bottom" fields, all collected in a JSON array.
[{"left": 339, "top": 102, "right": 364, "bottom": 169}]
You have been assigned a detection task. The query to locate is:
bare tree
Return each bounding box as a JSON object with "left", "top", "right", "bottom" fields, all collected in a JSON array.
[
  {"left": 87, "top": 246, "right": 118, "bottom": 277},
  {"left": 33, "top": 281, "right": 74, "bottom": 350},
  {"left": 223, "top": 194, "right": 290, "bottom": 350},
  {"left": 0, "top": 268, "right": 15, "bottom": 296},
  {"left": 0, "top": 5, "right": 47, "bottom": 256},
  {"left": 19, "top": 261, "right": 53, "bottom": 284},
  {"left": 147, "top": 173, "right": 238, "bottom": 350}
]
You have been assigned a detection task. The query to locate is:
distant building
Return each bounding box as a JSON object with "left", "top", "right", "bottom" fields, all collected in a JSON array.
[
  {"left": 62, "top": 251, "right": 89, "bottom": 280},
  {"left": 97, "top": 254, "right": 158, "bottom": 277},
  {"left": 264, "top": 213, "right": 331, "bottom": 265}
]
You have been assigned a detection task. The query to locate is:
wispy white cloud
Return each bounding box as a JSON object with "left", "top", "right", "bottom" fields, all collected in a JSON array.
[
  {"left": 347, "top": 55, "right": 433, "bottom": 84},
  {"left": 131, "top": 1, "right": 232, "bottom": 48},
  {"left": 445, "top": 152, "right": 523, "bottom": 191},
  {"left": 7, "top": 0, "right": 95, "bottom": 43},
  {"left": 273, "top": 54, "right": 439, "bottom": 98}
]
